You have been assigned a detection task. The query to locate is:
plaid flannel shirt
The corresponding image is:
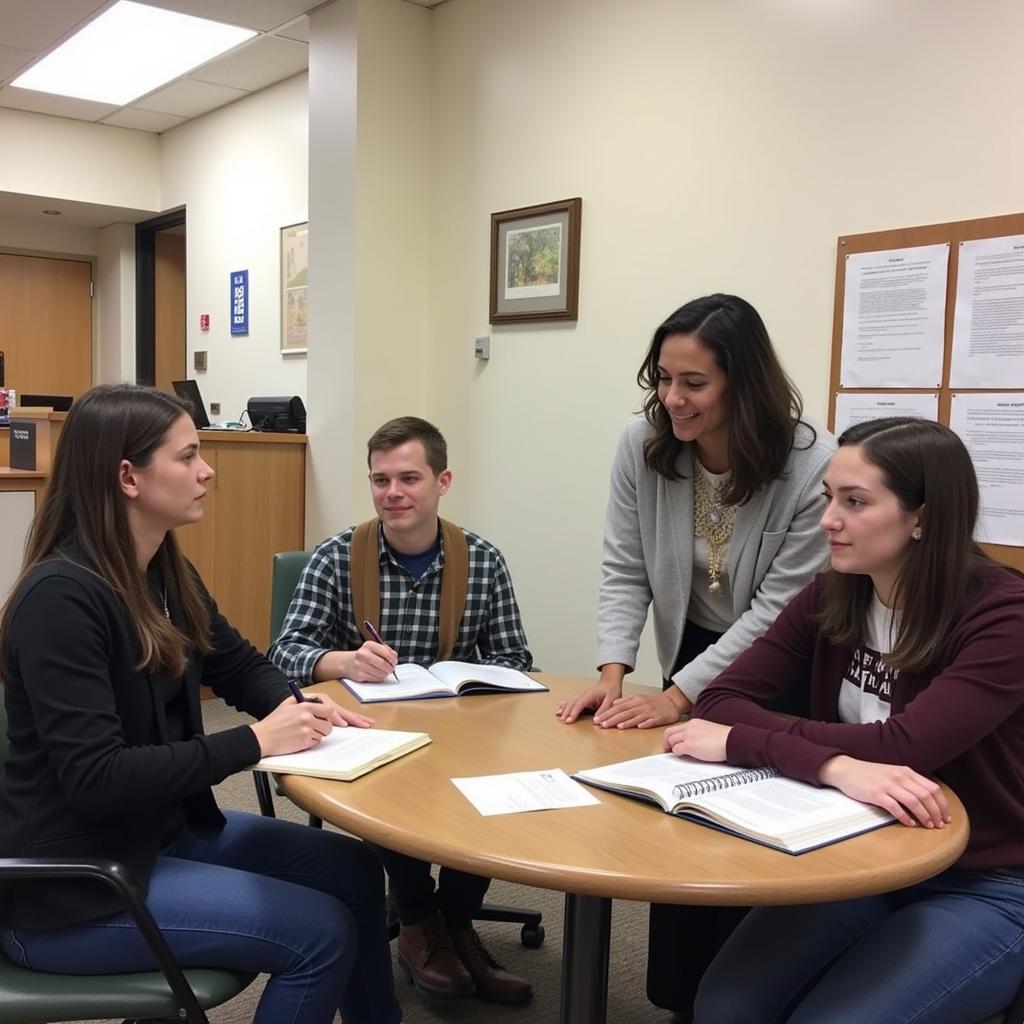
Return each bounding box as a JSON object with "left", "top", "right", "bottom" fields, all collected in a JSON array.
[{"left": 268, "top": 524, "right": 533, "bottom": 682}]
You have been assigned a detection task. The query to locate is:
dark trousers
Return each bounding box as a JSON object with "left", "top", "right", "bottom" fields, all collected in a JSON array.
[
  {"left": 373, "top": 845, "right": 490, "bottom": 930},
  {"left": 648, "top": 621, "right": 812, "bottom": 1013}
]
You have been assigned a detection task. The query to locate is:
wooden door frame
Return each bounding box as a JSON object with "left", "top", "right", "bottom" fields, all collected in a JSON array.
[{"left": 135, "top": 208, "right": 186, "bottom": 385}]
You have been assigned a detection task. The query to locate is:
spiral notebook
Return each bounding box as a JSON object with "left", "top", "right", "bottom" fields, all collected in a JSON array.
[{"left": 574, "top": 753, "right": 894, "bottom": 855}]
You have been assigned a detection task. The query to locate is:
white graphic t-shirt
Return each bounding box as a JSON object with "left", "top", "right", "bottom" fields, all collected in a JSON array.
[{"left": 837, "top": 594, "right": 899, "bottom": 724}]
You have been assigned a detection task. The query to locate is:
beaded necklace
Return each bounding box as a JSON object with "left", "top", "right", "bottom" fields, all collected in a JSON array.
[{"left": 693, "top": 464, "right": 735, "bottom": 594}]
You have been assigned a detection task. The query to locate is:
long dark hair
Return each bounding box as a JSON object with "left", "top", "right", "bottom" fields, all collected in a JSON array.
[
  {"left": 637, "top": 294, "right": 807, "bottom": 505},
  {"left": 818, "top": 417, "right": 995, "bottom": 674},
  {"left": 0, "top": 384, "right": 212, "bottom": 678}
]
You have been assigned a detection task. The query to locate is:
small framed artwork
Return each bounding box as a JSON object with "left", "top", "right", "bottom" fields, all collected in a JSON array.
[
  {"left": 280, "top": 221, "right": 309, "bottom": 354},
  {"left": 489, "top": 197, "right": 581, "bottom": 324}
]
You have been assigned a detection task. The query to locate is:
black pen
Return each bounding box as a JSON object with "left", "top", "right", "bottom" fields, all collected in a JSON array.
[
  {"left": 287, "top": 678, "right": 323, "bottom": 704},
  {"left": 362, "top": 619, "right": 402, "bottom": 679}
]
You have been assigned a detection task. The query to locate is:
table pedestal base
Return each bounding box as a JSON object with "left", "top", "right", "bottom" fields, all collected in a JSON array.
[{"left": 560, "top": 893, "right": 611, "bottom": 1024}]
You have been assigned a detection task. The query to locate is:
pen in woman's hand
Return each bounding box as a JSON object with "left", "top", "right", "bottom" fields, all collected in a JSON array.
[
  {"left": 288, "top": 678, "right": 323, "bottom": 704},
  {"left": 362, "top": 620, "right": 401, "bottom": 679}
]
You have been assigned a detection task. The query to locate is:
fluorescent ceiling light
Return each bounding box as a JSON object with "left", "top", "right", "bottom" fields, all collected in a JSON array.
[{"left": 12, "top": 1, "right": 256, "bottom": 106}]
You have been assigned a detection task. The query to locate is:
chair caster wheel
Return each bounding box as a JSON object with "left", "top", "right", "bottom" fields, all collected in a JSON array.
[{"left": 520, "top": 923, "right": 545, "bottom": 948}]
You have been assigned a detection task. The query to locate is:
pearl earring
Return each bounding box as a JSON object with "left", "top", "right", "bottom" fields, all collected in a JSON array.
[{"left": 912, "top": 529, "right": 922, "bottom": 541}]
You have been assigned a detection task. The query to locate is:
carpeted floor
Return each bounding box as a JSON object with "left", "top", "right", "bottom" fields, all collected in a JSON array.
[{"left": 69, "top": 697, "right": 673, "bottom": 1024}]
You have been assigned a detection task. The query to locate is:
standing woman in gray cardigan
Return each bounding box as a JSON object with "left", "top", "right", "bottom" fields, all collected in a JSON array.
[{"left": 555, "top": 293, "right": 835, "bottom": 1020}]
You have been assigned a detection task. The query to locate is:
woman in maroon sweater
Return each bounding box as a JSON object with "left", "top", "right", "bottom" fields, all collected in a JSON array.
[{"left": 663, "top": 417, "right": 1024, "bottom": 1024}]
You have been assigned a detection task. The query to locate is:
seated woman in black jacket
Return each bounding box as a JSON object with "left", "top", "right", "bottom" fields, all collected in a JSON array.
[{"left": 0, "top": 384, "right": 401, "bottom": 1024}]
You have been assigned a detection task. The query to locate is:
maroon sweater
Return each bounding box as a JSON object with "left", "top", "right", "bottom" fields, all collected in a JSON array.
[{"left": 693, "top": 567, "right": 1024, "bottom": 870}]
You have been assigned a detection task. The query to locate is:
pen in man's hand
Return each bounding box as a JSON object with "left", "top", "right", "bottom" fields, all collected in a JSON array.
[
  {"left": 287, "top": 678, "right": 323, "bottom": 704},
  {"left": 362, "top": 619, "right": 401, "bottom": 679}
]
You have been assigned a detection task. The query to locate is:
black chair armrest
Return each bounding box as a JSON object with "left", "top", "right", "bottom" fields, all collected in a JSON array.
[{"left": 0, "top": 857, "right": 208, "bottom": 1024}]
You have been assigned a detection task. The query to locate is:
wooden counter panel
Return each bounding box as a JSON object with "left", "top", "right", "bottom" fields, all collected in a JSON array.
[{"left": 177, "top": 435, "right": 306, "bottom": 653}]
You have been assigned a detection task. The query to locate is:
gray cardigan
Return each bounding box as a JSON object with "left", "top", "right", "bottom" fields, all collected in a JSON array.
[{"left": 598, "top": 416, "right": 836, "bottom": 702}]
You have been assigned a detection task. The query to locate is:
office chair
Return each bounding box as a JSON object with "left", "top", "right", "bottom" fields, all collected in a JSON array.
[
  {"left": 0, "top": 703, "right": 254, "bottom": 1024},
  {"left": 258, "top": 549, "right": 545, "bottom": 948}
]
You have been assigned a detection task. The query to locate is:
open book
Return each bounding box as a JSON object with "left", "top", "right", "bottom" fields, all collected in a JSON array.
[
  {"left": 252, "top": 727, "right": 430, "bottom": 781},
  {"left": 342, "top": 661, "right": 548, "bottom": 704},
  {"left": 574, "top": 753, "right": 894, "bottom": 855}
]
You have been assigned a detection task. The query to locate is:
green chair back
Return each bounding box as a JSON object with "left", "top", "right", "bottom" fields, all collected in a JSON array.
[{"left": 269, "top": 551, "right": 314, "bottom": 641}]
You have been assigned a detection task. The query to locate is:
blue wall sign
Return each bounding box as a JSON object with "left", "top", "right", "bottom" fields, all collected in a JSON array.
[{"left": 230, "top": 269, "right": 249, "bottom": 335}]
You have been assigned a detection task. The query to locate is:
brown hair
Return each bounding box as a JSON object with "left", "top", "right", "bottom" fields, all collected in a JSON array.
[
  {"left": 0, "top": 384, "right": 212, "bottom": 678},
  {"left": 637, "top": 294, "right": 809, "bottom": 505},
  {"left": 367, "top": 416, "right": 447, "bottom": 476},
  {"left": 817, "top": 417, "right": 996, "bottom": 674}
]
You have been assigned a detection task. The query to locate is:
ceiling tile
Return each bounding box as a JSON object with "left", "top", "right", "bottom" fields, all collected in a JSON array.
[
  {"left": 134, "top": 78, "right": 247, "bottom": 118},
  {"left": 0, "top": 0, "right": 104, "bottom": 51},
  {"left": 0, "top": 43, "right": 36, "bottom": 81},
  {"left": 141, "top": 0, "right": 319, "bottom": 33},
  {"left": 192, "top": 35, "right": 306, "bottom": 92},
  {"left": 0, "top": 84, "right": 116, "bottom": 121},
  {"left": 102, "top": 107, "right": 187, "bottom": 133},
  {"left": 275, "top": 15, "right": 308, "bottom": 42}
]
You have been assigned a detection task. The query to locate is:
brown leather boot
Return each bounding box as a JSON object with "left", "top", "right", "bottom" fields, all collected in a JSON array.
[
  {"left": 449, "top": 926, "right": 534, "bottom": 1005},
  {"left": 397, "top": 915, "right": 474, "bottom": 998}
]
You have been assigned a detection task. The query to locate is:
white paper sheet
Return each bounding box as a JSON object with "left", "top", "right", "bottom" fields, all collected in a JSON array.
[
  {"left": 833, "top": 392, "right": 939, "bottom": 438},
  {"left": 950, "top": 234, "right": 1024, "bottom": 387},
  {"left": 950, "top": 393, "right": 1024, "bottom": 546},
  {"left": 840, "top": 244, "right": 948, "bottom": 387},
  {"left": 451, "top": 769, "right": 601, "bottom": 816}
]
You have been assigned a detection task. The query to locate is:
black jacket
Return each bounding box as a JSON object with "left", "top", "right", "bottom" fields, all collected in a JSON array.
[{"left": 0, "top": 548, "right": 289, "bottom": 929}]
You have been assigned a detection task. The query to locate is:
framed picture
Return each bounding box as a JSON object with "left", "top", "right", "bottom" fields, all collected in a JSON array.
[
  {"left": 280, "top": 221, "right": 308, "bottom": 354},
  {"left": 489, "top": 198, "right": 581, "bottom": 324}
]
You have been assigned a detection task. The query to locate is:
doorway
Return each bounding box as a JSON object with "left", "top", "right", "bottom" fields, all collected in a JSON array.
[{"left": 136, "top": 209, "right": 186, "bottom": 390}]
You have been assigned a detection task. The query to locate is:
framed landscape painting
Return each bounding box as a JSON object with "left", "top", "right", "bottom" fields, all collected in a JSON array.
[{"left": 489, "top": 198, "right": 581, "bottom": 324}]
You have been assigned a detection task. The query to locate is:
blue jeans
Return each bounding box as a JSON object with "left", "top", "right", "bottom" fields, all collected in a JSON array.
[
  {"left": 2, "top": 811, "right": 401, "bottom": 1024},
  {"left": 693, "top": 867, "right": 1024, "bottom": 1024}
]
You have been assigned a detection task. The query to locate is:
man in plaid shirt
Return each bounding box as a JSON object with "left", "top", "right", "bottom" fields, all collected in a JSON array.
[{"left": 270, "top": 416, "right": 533, "bottom": 1006}]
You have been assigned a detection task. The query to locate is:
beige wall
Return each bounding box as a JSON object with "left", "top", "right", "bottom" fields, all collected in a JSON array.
[
  {"left": 160, "top": 74, "right": 310, "bottom": 422},
  {"left": 0, "top": 108, "right": 159, "bottom": 210},
  {"left": 350, "top": 0, "right": 432, "bottom": 520},
  {"left": 424, "top": 0, "right": 1024, "bottom": 680}
]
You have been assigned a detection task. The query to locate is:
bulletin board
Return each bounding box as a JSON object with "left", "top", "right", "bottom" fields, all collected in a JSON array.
[{"left": 829, "top": 211, "right": 1024, "bottom": 571}]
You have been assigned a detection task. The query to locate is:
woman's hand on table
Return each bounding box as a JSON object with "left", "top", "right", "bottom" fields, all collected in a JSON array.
[
  {"left": 662, "top": 719, "right": 731, "bottom": 761},
  {"left": 819, "top": 755, "right": 950, "bottom": 829},
  {"left": 555, "top": 679, "right": 620, "bottom": 723},
  {"left": 594, "top": 687, "right": 692, "bottom": 730}
]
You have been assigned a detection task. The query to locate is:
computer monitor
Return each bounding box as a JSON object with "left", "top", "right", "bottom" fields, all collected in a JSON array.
[
  {"left": 171, "top": 379, "right": 211, "bottom": 429},
  {"left": 19, "top": 393, "right": 74, "bottom": 412},
  {"left": 247, "top": 395, "right": 306, "bottom": 433}
]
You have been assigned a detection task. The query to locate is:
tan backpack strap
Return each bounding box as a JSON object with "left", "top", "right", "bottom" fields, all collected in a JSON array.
[
  {"left": 350, "top": 518, "right": 382, "bottom": 643},
  {"left": 436, "top": 519, "right": 469, "bottom": 662}
]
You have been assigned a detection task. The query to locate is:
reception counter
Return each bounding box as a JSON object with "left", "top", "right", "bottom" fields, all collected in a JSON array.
[{"left": 0, "top": 410, "right": 66, "bottom": 601}]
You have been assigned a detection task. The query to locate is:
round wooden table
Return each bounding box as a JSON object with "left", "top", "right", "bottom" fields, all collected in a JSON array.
[{"left": 278, "top": 675, "right": 969, "bottom": 1023}]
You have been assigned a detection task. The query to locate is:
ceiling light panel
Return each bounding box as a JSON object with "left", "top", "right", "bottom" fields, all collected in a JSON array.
[{"left": 11, "top": 1, "right": 256, "bottom": 106}]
